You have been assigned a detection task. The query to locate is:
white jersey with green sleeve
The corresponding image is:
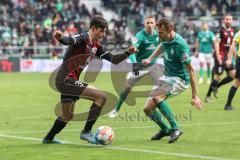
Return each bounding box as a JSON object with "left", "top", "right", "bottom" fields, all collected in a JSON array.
[
  {"left": 129, "top": 29, "right": 160, "bottom": 64},
  {"left": 197, "top": 31, "right": 215, "bottom": 54},
  {"left": 162, "top": 33, "right": 191, "bottom": 85}
]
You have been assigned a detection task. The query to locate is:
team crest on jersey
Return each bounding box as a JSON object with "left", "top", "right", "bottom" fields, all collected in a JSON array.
[{"left": 91, "top": 47, "right": 97, "bottom": 54}]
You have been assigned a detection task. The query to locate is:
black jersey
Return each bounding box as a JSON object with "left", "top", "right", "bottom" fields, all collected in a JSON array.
[{"left": 56, "top": 32, "right": 130, "bottom": 81}]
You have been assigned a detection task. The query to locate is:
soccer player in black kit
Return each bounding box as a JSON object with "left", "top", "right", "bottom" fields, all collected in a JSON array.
[
  {"left": 205, "top": 14, "right": 235, "bottom": 104},
  {"left": 42, "top": 15, "right": 135, "bottom": 144}
]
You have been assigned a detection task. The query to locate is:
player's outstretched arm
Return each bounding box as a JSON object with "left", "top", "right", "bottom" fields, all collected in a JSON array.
[
  {"left": 54, "top": 30, "right": 77, "bottom": 45},
  {"left": 185, "top": 63, "right": 203, "bottom": 110},
  {"left": 98, "top": 46, "right": 136, "bottom": 65},
  {"left": 142, "top": 43, "right": 163, "bottom": 65}
]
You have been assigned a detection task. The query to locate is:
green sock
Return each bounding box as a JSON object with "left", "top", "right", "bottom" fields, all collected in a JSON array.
[
  {"left": 115, "top": 90, "right": 128, "bottom": 111},
  {"left": 207, "top": 68, "right": 211, "bottom": 79},
  {"left": 157, "top": 101, "right": 179, "bottom": 130},
  {"left": 199, "top": 68, "right": 204, "bottom": 78},
  {"left": 146, "top": 109, "right": 170, "bottom": 133}
]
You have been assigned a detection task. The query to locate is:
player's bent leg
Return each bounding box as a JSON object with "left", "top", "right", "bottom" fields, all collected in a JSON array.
[
  {"left": 80, "top": 85, "right": 107, "bottom": 144},
  {"left": 60, "top": 100, "right": 76, "bottom": 122},
  {"left": 206, "top": 73, "right": 221, "bottom": 101},
  {"left": 224, "top": 79, "right": 240, "bottom": 110},
  {"left": 152, "top": 93, "right": 182, "bottom": 143},
  {"left": 228, "top": 69, "right": 236, "bottom": 79},
  {"left": 43, "top": 99, "right": 77, "bottom": 144},
  {"left": 143, "top": 97, "right": 171, "bottom": 140},
  {"left": 81, "top": 85, "right": 107, "bottom": 106}
]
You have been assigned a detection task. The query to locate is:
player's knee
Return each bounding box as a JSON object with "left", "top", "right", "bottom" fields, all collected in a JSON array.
[
  {"left": 60, "top": 113, "right": 73, "bottom": 122},
  {"left": 234, "top": 79, "right": 240, "bottom": 87},
  {"left": 124, "top": 85, "right": 132, "bottom": 93},
  {"left": 96, "top": 92, "right": 107, "bottom": 106},
  {"left": 152, "top": 96, "right": 164, "bottom": 105},
  {"left": 143, "top": 107, "right": 151, "bottom": 114}
]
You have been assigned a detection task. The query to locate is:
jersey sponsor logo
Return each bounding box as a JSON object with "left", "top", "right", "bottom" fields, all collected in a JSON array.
[
  {"left": 146, "top": 44, "right": 156, "bottom": 50},
  {"left": 201, "top": 37, "right": 208, "bottom": 42}
]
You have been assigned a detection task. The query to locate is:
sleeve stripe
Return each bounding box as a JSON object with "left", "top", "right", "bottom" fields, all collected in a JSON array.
[
  {"left": 99, "top": 51, "right": 109, "bottom": 60},
  {"left": 72, "top": 37, "right": 77, "bottom": 44},
  {"left": 72, "top": 34, "right": 81, "bottom": 44}
]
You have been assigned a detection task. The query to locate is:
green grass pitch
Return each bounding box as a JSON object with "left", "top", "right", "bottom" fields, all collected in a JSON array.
[{"left": 0, "top": 72, "right": 239, "bottom": 160}]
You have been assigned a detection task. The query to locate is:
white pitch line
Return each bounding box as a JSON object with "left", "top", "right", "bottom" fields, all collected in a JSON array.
[
  {"left": 3, "top": 121, "right": 240, "bottom": 134},
  {"left": 0, "top": 134, "right": 237, "bottom": 160}
]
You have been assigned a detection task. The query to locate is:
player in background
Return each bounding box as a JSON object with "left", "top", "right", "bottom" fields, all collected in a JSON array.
[
  {"left": 195, "top": 22, "right": 216, "bottom": 84},
  {"left": 142, "top": 18, "right": 202, "bottom": 143},
  {"left": 109, "top": 15, "right": 161, "bottom": 118},
  {"left": 205, "top": 14, "right": 235, "bottom": 102},
  {"left": 42, "top": 15, "right": 135, "bottom": 144},
  {"left": 224, "top": 30, "right": 240, "bottom": 110}
]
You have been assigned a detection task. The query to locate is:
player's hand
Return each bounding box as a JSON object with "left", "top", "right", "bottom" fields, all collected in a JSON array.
[
  {"left": 128, "top": 46, "right": 138, "bottom": 53},
  {"left": 226, "top": 59, "right": 232, "bottom": 68},
  {"left": 54, "top": 30, "right": 63, "bottom": 40},
  {"left": 132, "top": 63, "right": 140, "bottom": 76},
  {"left": 191, "top": 96, "right": 203, "bottom": 110},
  {"left": 142, "top": 59, "right": 151, "bottom": 66}
]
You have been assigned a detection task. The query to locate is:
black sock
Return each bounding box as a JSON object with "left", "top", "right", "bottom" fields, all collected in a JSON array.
[
  {"left": 206, "top": 80, "right": 218, "bottom": 97},
  {"left": 226, "top": 86, "right": 238, "bottom": 106},
  {"left": 83, "top": 103, "right": 102, "bottom": 132},
  {"left": 45, "top": 118, "right": 67, "bottom": 140},
  {"left": 217, "top": 76, "right": 233, "bottom": 89}
]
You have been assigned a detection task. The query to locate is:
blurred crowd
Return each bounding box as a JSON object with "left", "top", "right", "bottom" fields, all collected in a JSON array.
[{"left": 0, "top": 0, "right": 239, "bottom": 57}]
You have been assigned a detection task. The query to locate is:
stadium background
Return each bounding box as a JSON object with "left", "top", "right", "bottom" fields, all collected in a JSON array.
[{"left": 0, "top": 0, "right": 240, "bottom": 72}]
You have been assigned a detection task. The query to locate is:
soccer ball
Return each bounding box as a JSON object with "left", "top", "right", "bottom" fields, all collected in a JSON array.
[{"left": 95, "top": 126, "right": 114, "bottom": 145}]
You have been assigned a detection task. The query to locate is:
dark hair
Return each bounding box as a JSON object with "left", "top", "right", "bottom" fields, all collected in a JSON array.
[
  {"left": 89, "top": 15, "right": 108, "bottom": 29},
  {"left": 156, "top": 17, "right": 174, "bottom": 30}
]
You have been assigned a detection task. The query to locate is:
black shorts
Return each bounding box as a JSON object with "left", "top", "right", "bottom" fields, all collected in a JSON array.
[
  {"left": 213, "top": 57, "right": 235, "bottom": 75},
  {"left": 235, "top": 56, "right": 240, "bottom": 79},
  {"left": 56, "top": 77, "right": 88, "bottom": 102}
]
